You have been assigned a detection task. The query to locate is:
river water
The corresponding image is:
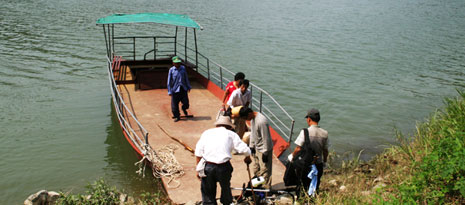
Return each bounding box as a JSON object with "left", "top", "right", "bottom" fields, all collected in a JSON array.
[{"left": 1, "top": 0, "right": 464, "bottom": 203}]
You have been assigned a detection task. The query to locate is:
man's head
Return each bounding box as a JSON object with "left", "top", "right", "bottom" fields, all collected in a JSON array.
[
  {"left": 215, "top": 116, "right": 234, "bottom": 130},
  {"left": 238, "top": 79, "right": 249, "bottom": 93},
  {"left": 172, "top": 56, "right": 182, "bottom": 68},
  {"left": 239, "top": 107, "right": 254, "bottom": 120},
  {"left": 234, "top": 72, "right": 245, "bottom": 82},
  {"left": 305, "top": 108, "right": 320, "bottom": 124}
]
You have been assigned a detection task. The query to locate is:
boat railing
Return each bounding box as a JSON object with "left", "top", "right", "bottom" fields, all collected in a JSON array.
[
  {"left": 106, "top": 56, "right": 149, "bottom": 153},
  {"left": 110, "top": 35, "right": 295, "bottom": 143},
  {"left": 179, "top": 44, "right": 296, "bottom": 143},
  {"left": 113, "top": 36, "right": 176, "bottom": 61}
]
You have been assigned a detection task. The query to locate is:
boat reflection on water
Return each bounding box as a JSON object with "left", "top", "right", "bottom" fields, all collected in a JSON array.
[{"left": 103, "top": 103, "right": 166, "bottom": 197}]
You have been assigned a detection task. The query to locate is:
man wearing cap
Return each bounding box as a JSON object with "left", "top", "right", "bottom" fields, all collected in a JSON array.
[
  {"left": 167, "top": 56, "right": 192, "bottom": 122},
  {"left": 195, "top": 116, "right": 252, "bottom": 205},
  {"left": 239, "top": 107, "right": 273, "bottom": 188},
  {"left": 288, "top": 108, "right": 329, "bottom": 195}
]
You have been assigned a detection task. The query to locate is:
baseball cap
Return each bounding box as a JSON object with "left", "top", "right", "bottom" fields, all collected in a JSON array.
[
  {"left": 172, "top": 56, "right": 182, "bottom": 63},
  {"left": 305, "top": 108, "right": 320, "bottom": 122}
]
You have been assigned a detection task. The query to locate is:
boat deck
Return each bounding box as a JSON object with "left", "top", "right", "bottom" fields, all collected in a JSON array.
[{"left": 117, "top": 81, "right": 286, "bottom": 204}]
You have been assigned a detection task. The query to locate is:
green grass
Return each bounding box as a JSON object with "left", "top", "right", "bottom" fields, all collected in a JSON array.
[
  {"left": 57, "top": 179, "right": 170, "bottom": 205},
  {"left": 387, "top": 90, "right": 465, "bottom": 204},
  {"left": 305, "top": 90, "right": 465, "bottom": 204}
]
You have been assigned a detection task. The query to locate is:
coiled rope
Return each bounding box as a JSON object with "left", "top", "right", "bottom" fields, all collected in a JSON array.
[{"left": 135, "top": 143, "right": 185, "bottom": 188}]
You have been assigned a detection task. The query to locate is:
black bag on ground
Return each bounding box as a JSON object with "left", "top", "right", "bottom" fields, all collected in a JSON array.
[
  {"left": 283, "top": 161, "right": 298, "bottom": 186},
  {"left": 293, "top": 128, "right": 316, "bottom": 169}
]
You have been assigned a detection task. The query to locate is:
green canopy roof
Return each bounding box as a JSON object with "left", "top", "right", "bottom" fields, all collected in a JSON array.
[{"left": 96, "top": 13, "right": 201, "bottom": 29}]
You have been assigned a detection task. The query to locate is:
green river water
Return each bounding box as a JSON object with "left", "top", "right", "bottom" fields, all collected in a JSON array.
[{"left": 1, "top": 0, "right": 464, "bottom": 203}]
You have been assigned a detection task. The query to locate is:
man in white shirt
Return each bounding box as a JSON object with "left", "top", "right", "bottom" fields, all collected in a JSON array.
[
  {"left": 226, "top": 79, "right": 251, "bottom": 109},
  {"left": 195, "top": 116, "right": 252, "bottom": 205},
  {"left": 226, "top": 79, "right": 251, "bottom": 138}
]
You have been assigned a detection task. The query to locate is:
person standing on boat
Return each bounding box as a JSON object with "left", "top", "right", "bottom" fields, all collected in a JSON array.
[
  {"left": 226, "top": 79, "right": 251, "bottom": 109},
  {"left": 167, "top": 56, "right": 192, "bottom": 122},
  {"left": 288, "top": 108, "right": 329, "bottom": 196},
  {"left": 221, "top": 72, "right": 245, "bottom": 110},
  {"left": 226, "top": 79, "right": 251, "bottom": 138},
  {"left": 195, "top": 116, "right": 252, "bottom": 205},
  {"left": 239, "top": 107, "right": 273, "bottom": 188}
]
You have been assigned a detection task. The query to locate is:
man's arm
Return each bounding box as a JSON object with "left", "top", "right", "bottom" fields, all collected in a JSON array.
[
  {"left": 222, "top": 89, "right": 230, "bottom": 108},
  {"left": 183, "top": 67, "right": 192, "bottom": 91},
  {"left": 231, "top": 131, "right": 251, "bottom": 156},
  {"left": 257, "top": 122, "right": 272, "bottom": 153},
  {"left": 323, "top": 137, "right": 329, "bottom": 163},
  {"left": 194, "top": 135, "right": 204, "bottom": 163},
  {"left": 288, "top": 130, "right": 304, "bottom": 161},
  {"left": 291, "top": 146, "right": 301, "bottom": 158},
  {"left": 323, "top": 148, "right": 328, "bottom": 163},
  {"left": 167, "top": 69, "right": 172, "bottom": 95},
  {"left": 244, "top": 91, "right": 251, "bottom": 108},
  {"left": 231, "top": 131, "right": 253, "bottom": 165},
  {"left": 226, "top": 90, "right": 237, "bottom": 107},
  {"left": 249, "top": 125, "right": 255, "bottom": 151},
  {"left": 288, "top": 145, "right": 301, "bottom": 162}
]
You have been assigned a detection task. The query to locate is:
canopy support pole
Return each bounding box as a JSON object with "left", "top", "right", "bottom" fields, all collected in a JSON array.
[
  {"left": 103, "top": 25, "right": 109, "bottom": 58},
  {"left": 154, "top": 37, "right": 157, "bottom": 60},
  {"left": 107, "top": 25, "right": 112, "bottom": 61},
  {"left": 184, "top": 27, "right": 187, "bottom": 64},
  {"left": 111, "top": 24, "right": 114, "bottom": 56},
  {"left": 194, "top": 28, "right": 198, "bottom": 71},
  {"left": 175, "top": 27, "right": 178, "bottom": 56}
]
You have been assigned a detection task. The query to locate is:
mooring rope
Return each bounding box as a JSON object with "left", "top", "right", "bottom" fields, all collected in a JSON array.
[{"left": 135, "top": 144, "right": 185, "bottom": 188}]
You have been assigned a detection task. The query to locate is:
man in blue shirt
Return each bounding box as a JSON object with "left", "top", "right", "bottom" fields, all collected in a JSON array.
[{"left": 167, "top": 56, "right": 192, "bottom": 122}]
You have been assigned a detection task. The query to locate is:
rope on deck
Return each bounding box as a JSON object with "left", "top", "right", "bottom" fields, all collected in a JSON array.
[{"left": 135, "top": 144, "right": 185, "bottom": 188}]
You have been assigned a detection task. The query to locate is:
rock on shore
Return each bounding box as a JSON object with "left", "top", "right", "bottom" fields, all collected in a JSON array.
[{"left": 24, "top": 190, "right": 59, "bottom": 205}]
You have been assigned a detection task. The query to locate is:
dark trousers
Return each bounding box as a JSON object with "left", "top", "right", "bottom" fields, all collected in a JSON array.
[
  {"left": 201, "top": 162, "right": 233, "bottom": 205},
  {"left": 295, "top": 163, "right": 324, "bottom": 198},
  {"left": 171, "top": 88, "right": 189, "bottom": 118}
]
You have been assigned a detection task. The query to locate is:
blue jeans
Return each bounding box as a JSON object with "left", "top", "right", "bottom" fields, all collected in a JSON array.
[
  {"left": 201, "top": 162, "right": 233, "bottom": 205},
  {"left": 171, "top": 88, "right": 189, "bottom": 118}
]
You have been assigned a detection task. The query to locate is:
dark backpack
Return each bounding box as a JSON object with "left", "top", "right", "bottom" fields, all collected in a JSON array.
[
  {"left": 293, "top": 128, "right": 317, "bottom": 169},
  {"left": 283, "top": 160, "right": 298, "bottom": 186}
]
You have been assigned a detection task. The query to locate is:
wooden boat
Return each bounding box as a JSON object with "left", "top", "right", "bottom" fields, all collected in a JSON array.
[{"left": 96, "top": 13, "right": 296, "bottom": 204}]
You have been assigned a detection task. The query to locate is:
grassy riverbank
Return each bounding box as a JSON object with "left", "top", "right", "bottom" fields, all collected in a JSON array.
[
  {"left": 302, "top": 91, "right": 465, "bottom": 204},
  {"left": 55, "top": 179, "right": 169, "bottom": 204}
]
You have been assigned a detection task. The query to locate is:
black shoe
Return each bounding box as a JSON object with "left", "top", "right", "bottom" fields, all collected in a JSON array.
[
  {"left": 182, "top": 109, "right": 188, "bottom": 116},
  {"left": 174, "top": 117, "right": 180, "bottom": 122}
]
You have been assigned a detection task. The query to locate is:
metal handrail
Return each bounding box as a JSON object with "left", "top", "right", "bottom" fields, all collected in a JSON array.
[
  {"left": 114, "top": 36, "right": 175, "bottom": 39},
  {"left": 144, "top": 49, "right": 156, "bottom": 60},
  {"left": 114, "top": 36, "right": 176, "bottom": 61},
  {"left": 106, "top": 56, "right": 149, "bottom": 153},
  {"left": 179, "top": 43, "right": 296, "bottom": 141},
  {"left": 108, "top": 57, "right": 149, "bottom": 134}
]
